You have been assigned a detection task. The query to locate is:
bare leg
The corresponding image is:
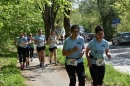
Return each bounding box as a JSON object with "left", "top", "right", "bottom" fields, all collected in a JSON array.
[
  {"left": 50, "top": 52, "right": 53, "bottom": 64},
  {"left": 41, "top": 50, "right": 45, "bottom": 66},
  {"left": 38, "top": 52, "right": 41, "bottom": 62},
  {"left": 53, "top": 49, "right": 57, "bottom": 65}
]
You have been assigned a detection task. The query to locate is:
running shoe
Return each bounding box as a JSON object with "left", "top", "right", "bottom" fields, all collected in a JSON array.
[
  {"left": 31, "top": 57, "right": 33, "bottom": 61},
  {"left": 55, "top": 63, "right": 58, "bottom": 66},
  {"left": 50, "top": 60, "right": 52, "bottom": 64},
  {"left": 40, "top": 63, "right": 42, "bottom": 67}
]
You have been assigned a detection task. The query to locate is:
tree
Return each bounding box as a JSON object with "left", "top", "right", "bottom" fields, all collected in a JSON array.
[
  {"left": 78, "top": 0, "right": 117, "bottom": 40},
  {"left": 0, "top": 0, "right": 44, "bottom": 50}
]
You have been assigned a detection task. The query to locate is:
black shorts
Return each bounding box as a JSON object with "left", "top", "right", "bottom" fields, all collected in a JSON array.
[
  {"left": 49, "top": 46, "right": 57, "bottom": 52},
  {"left": 37, "top": 46, "right": 46, "bottom": 52}
]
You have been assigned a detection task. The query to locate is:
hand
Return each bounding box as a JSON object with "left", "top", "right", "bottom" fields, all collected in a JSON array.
[
  {"left": 21, "top": 42, "right": 24, "bottom": 44},
  {"left": 107, "top": 53, "right": 111, "bottom": 59},
  {"left": 80, "top": 51, "right": 84, "bottom": 58},
  {"left": 72, "top": 46, "right": 78, "bottom": 52}
]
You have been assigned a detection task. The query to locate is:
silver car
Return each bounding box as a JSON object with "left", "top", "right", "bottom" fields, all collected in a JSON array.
[{"left": 112, "top": 32, "right": 130, "bottom": 45}]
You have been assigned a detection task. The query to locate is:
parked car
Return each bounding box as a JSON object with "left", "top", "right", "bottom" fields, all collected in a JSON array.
[
  {"left": 86, "top": 33, "right": 95, "bottom": 41},
  {"left": 112, "top": 32, "right": 130, "bottom": 45}
]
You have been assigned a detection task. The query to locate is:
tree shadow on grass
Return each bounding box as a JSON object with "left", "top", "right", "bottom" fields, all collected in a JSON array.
[
  {"left": 0, "top": 51, "right": 17, "bottom": 58},
  {"left": 0, "top": 64, "right": 20, "bottom": 74}
]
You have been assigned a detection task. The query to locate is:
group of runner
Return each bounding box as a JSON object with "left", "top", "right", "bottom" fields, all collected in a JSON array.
[
  {"left": 14, "top": 29, "right": 58, "bottom": 70},
  {"left": 62, "top": 25, "right": 111, "bottom": 86},
  {"left": 14, "top": 25, "right": 111, "bottom": 86}
]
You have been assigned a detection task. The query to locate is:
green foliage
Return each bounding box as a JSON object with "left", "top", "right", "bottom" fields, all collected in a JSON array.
[
  {"left": 0, "top": 51, "right": 26, "bottom": 86},
  {"left": 0, "top": 0, "right": 44, "bottom": 51}
]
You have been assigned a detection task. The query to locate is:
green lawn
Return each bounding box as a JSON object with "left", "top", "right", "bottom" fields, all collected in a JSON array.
[{"left": 0, "top": 51, "right": 26, "bottom": 86}]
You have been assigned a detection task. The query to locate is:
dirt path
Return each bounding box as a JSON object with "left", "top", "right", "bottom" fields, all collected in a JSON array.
[{"left": 21, "top": 53, "right": 91, "bottom": 86}]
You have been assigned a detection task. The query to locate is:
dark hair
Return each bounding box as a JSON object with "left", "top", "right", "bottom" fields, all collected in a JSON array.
[
  {"left": 71, "top": 25, "right": 79, "bottom": 31},
  {"left": 51, "top": 30, "right": 55, "bottom": 33},
  {"left": 38, "top": 29, "right": 42, "bottom": 32},
  {"left": 95, "top": 26, "right": 104, "bottom": 34}
]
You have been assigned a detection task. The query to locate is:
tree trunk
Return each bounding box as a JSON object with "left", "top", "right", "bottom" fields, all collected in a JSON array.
[
  {"left": 64, "top": 9, "right": 71, "bottom": 39},
  {"left": 42, "top": 5, "right": 52, "bottom": 40}
]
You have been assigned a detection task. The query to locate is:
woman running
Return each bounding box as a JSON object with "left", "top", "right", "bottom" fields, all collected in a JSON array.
[
  {"left": 35, "top": 30, "right": 46, "bottom": 67},
  {"left": 14, "top": 33, "right": 28, "bottom": 70},
  {"left": 29, "top": 33, "right": 35, "bottom": 61},
  {"left": 86, "top": 26, "right": 111, "bottom": 86},
  {"left": 48, "top": 30, "right": 58, "bottom": 65},
  {"left": 62, "top": 25, "right": 85, "bottom": 86}
]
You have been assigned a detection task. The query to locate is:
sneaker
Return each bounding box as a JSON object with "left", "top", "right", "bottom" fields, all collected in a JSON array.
[
  {"left": 26, "top": 62, "right": 29, "bottom": 67},
  {"left": 50, "top": 60, "right": 52, "bottom": 64},
  {"left": 55, "top": 63, "right": 58, "bottom": 66},
  {"left": 42, "top": 64, "right": 46, "bottom": 67},
  {"left": 31, "top": 57, "right": 33, "bottom": 61},
  {"left": 40, "top": 63, "right": 42, "bottom": 67},
  {"left": 22, "top": 65, "right": 25, "bottom": 69}
]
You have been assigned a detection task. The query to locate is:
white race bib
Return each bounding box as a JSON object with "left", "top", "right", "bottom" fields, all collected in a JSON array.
[
  {"left": 95, "top": 58, "right": 104, "bottom": 66},
  {"left": 19, "top": 43, "right": 24, "bottom": 47},
  {"left": 39, "top": 43, "right": 44, "bottom": 46},
  {"left": 67, "top": 59, "right": 77, "bottom": 66}
]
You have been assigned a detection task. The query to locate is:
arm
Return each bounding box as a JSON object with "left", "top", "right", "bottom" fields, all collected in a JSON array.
[
  {"left": 47, "top": 36, "right": 51, "bottom": 44},
  {"left": 28, "top": 38, "right": 31, "bottom": 44},
  {"left": 86, "top": 48, "right": 91, "bottom": 63},
  {"left": 44, "top": 39, "right": 47, "bottom": 45},
  {"left": 105, "top": 49, "right": 111, "bottom": 58},
  {"left": 62, "top": 46, "right": 78, "bottom": 56},
  {"left": 62, "top": 49, "right": 74, "bottom": 56},
  {"left": 34, "top": 39, "right": 38, "bottom": 44},
  {"left": 80, "top": 46, "right": 85, "bottom": 57}
]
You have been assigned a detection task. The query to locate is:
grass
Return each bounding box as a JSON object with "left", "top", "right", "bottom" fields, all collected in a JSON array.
[
  {"left": 0, "top": 51, "right": 26, "bottom": 86},
  {"left": 54, "top": 47, "right": 130, "bottom": 86}
]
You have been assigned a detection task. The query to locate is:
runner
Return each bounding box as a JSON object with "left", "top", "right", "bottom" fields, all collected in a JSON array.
[
  {"left": 14, "top": 32, "right": 28, "bottom": 70},
  {"left": 48, "top": 30, "right": 58, "bottom": 65},
  {"left": 35, "top": 30, "right": 46, "bottom": 67},
  {"left": 29, "top": 33, "right": 35, "bottom": 61},
  {"left": 62, "top": 25, "right": 85, "bottom": 86},
  {"left": 86, "top": 26, "right": 111, "bottom": 86},
  {"left": 23, "top": 32, "right": 31, "bottom": 67}
]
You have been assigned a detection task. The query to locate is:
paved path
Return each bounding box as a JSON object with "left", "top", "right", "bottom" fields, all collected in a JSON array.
[{"left": 21, "top": 53, "right": 91, "bottom": 86}]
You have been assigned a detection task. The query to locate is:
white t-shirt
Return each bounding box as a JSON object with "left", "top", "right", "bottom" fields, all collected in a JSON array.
[{"left": 49, "top": 35, "right": 57, "bottom": 48}]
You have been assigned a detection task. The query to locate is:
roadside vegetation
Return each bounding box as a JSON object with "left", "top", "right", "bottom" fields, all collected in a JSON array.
[{"left": 0, "top": 47, "right": 26, "bottom": 86}]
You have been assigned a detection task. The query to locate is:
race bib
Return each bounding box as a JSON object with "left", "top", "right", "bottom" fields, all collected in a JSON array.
[
  {"left": 19, "top": 43, "right": 24, "bottom": 47},
  {"left": 67, "top": 59, "right": 77, "bottom": 66},
  {"left": 95, "top": 58, "right": 104, "bottom": 66},
  {"left": 39, "top": 43, "right": 44, "bottom": 46}
]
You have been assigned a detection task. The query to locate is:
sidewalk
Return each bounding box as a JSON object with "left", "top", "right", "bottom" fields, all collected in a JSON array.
[{"left": 21, "top": 53, "right": 91, "bottom": 86}]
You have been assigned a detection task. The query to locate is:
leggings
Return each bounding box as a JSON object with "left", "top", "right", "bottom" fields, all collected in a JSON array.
[
  {"left": 89, "top": 64, "right": 105, "bottom": 86},
  {"left": 30, "top": 48, "right": 34, "bottom": 58},
  {"left": 65, "top": 62, "right": 85, "bottom": 86},
  {"left": 18, "top": 46, "right": 26, "bottom": 62}
]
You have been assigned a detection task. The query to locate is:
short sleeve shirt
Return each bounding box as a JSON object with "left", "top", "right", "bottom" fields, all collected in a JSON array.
[
  {"left": 63, "top": 36, "right": 85, "bottom": 63},
  {"left": 17, "top": 36, "right": 28, "bottom": 48},
  {"left": 87, "top": 38, "right": 109, "bottom": 64},
  {"left": 35, "top": 35, "right": 46, "bottom": 47},
  {"left": 49, "top": 35, "right": 57, "bottom": 48}
]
